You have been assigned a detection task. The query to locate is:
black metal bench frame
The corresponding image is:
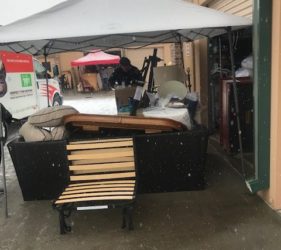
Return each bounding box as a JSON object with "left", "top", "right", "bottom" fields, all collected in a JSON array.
[{"left": 53, "top": 137, "right": 137, "bottom": 234}]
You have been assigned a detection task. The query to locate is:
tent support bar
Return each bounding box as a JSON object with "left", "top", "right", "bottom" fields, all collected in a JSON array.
[
  {"left": 44, "top": 47, "right": 50, "bottom": 107},
  {"left": 246, "top": 0, "right": 272, "bottom": 193},
  {"left": 16, "top": 43, "right": 34, "bottom": 55},
  {"left": 226, "top": 27, "right": 246, "bottom": 177}
]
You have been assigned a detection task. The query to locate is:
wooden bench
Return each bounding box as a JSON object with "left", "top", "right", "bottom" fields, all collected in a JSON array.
[{"left": 53, "top": 137, "right": 137, "bottom": 234}]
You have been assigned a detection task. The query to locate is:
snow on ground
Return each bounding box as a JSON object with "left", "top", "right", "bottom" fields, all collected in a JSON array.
[{"left": 63, "top": 90, "right": 117, "bottom": 115}]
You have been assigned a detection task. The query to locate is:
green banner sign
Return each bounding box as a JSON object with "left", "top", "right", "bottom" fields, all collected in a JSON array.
[{"left": 21, "top": 74, "right": 32, "bottom": 87}]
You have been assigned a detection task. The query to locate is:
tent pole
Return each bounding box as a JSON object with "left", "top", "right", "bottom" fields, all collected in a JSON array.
[
  {"left": 178, "top": 34, "right": 185, "bottom": 68},
  {"left": 0, "top": 104, "right": 8, "bottom": 218},
  {"left": 178, "top": 34, "right": 190, "bottom": 90},
  {"left": 227, "top": 27, "right": 246, "bottom": 177},
  {"left": 218, "top": 37, "right": 223, "bottom": 78},
  {"left": 192, "top": 42, "right": 197, "bottom": 92},
  {"left": 44, "top": 47, "right": 50, "bottom": 107}
]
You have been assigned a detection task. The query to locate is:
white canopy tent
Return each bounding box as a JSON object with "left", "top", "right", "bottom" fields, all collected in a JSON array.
[
  {"left": 0, "top": 0, "right": 251, "bottom": 55},
  {"left": 0, "top": 1, "right": 252, "bottom": 214}
]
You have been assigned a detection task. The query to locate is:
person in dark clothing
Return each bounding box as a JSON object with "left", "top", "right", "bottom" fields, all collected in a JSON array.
[{"left": 109, "top": 57, "right": 142, "bottom": 88}]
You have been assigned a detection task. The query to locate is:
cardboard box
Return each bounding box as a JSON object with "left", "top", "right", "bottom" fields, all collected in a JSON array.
[{"left": 115, "top": 86, "right": 136, "bottom": 110}]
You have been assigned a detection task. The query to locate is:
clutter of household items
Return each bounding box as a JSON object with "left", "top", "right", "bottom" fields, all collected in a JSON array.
[
  {"left": 69, "top": 50, "right": 200, "bottom": 130},
  {"left": 18, "top": 50, "right": 201, "bottom": 142},
  {"left": 18, "top": 78, "right": 199, "bottom": 143},
  {"left": 9, "top": 53, "right": 208, "bottom": 209},
  {"left": 113, "top": 63, "right": 199, "bottom": 130}
]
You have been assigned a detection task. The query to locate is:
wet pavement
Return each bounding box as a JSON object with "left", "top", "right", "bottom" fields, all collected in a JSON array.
[{"left": 0, "top": 91, "right": 281, "bottom": 250}]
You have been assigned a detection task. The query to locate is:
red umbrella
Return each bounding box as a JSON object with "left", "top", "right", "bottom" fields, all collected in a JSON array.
[{"left": 71, "top": 50, "right": 120, "bottom": 67}]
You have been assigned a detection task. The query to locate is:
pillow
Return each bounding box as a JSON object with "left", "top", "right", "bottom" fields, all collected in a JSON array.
[
  {"left": 28, "top": 106, "right": 78, "bottom": 127},
  {"left": 19, "top": 122, "right": 52, "bottom": 142},
  {"left": 51, "top": 126, "right": 68, "bottom": 140}
]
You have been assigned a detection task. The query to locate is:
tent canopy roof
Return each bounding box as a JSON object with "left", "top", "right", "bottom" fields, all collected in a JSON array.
[
  {"left": 71, "top": 50, "right": 120, "bottom": 66},
  {"left": 0, "top": 0, "right": 252, "bottom": 55}
]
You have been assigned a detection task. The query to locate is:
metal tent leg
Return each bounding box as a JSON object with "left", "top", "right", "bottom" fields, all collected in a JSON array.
[
  {"left": 0, "top": 104, "right": 8, "bottom": 218},
  {"left": 227, "top": 27, "right": 246, "bottom": 177}
]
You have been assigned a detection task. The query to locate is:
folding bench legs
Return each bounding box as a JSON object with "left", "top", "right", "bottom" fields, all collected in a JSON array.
[
  {"left": 57, "top": 205, "right": 72, "bottom": 234},
  {"left": 122, "top": 206, "right": 134, "bottom": 230}
]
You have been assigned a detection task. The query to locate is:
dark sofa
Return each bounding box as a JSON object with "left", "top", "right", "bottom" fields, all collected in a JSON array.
[
  {"left": 8, "top": 139, "right": 69, "bottom": 201},
  {"left": 8, "top": 128, "right": 208, "bottom": 201}
]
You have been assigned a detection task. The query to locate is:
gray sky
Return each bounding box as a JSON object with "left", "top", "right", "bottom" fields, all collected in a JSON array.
[{"left": 0, "top": 0, "right": 65, "bottom": 25}]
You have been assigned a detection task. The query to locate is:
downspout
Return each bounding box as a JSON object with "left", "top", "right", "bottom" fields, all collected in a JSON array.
[{"left": 246, "top": 0, "right": 272, "bottom": 193}]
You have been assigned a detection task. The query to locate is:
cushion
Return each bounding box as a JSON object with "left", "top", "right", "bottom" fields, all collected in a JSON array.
[
  {"left": 51, "top": 126, "right": 68, "bottom": 140},
  {"left": 19, "top": 122, "right": 52, "bottom": 142},
  {"left": 28, "top": 106, "right": 78, "bottom": 127}
]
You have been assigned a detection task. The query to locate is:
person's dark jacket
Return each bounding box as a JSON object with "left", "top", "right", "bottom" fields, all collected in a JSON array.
[{"left": 109, "top": 65, "right": 142, "bottom": 88}]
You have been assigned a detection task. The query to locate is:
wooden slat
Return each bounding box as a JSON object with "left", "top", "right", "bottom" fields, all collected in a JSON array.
[
  {"left": 68, "top": 180, "right": 135, "bottom": 187},
  {"left": 69, "top": 161, "right": 134, "bottom": 171},
  {"left": 237, "top": 8, "right": 253, "bottom": 17},
  {"left": 63, "top": 187, "right": 134, "bottom": 194},
  {"left": 68, "top": 149, "right": 134, "bottom": 161},
  {"left": 70, "top": 172, "right": 135, "bottom": 181},
  {"left": 72, "top": 156, "right": 134, "bottom": 165},
  {"left": 209, "top": 0, "right": 233, "bottom": 9},
  {"left": 209, "top": 0, "right": 252, "bottom": 18},
  {"left": 73, "top": 167, "right": 134, "bottom": 175},
  {"left": 55, "top": 196, "right": 134, "bottom": 204},
  {"left": 59, "top": 191, "right": 134, "bottom": 199},
  {"left": 66, "top": 184, "right": 135, "bottom": 191},
  {"left": 228, "top": 4, "right": 252, "bottom": 16},
  {"left": 219, "top": 0, "right": 248, "bottom": 12},
  {"left": 69, "top": 138, "right": 132, "bottom": 144},
  {"left": 67, "top": 140, "right": 133, "bottom": 150},
  {"left": 70, "top": 147, "right": 133, "bottom": 155}
]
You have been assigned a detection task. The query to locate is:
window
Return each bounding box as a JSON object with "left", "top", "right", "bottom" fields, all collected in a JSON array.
[{"left": 33, "top": 60, "right": 46, "bottom": 79}]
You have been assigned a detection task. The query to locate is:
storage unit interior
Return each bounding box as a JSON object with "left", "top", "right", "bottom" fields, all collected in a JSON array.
[{"left": 207, "top": 28, "right": 254, "bottom": 178}]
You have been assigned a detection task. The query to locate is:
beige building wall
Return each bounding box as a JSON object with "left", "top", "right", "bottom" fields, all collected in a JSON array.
[
  {"left": 37, "top": 52, "right": 83, "bottom": 76},
  {"left": 59, "top": 52, "right": 83, "bottom": 72},
  {"left": 206, "top": 0, "right": 253, "bottom": 19},
  {"left": 124, "top": 43, "right": 172, "bottom": 70},
  {"left": 259, "top": 0, "right": 281, "bottom": 210}
]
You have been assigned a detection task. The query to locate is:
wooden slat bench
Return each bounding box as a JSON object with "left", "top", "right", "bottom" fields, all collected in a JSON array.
[{"left": 53, "top": 137, "right": 137, "bottom": 234}]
